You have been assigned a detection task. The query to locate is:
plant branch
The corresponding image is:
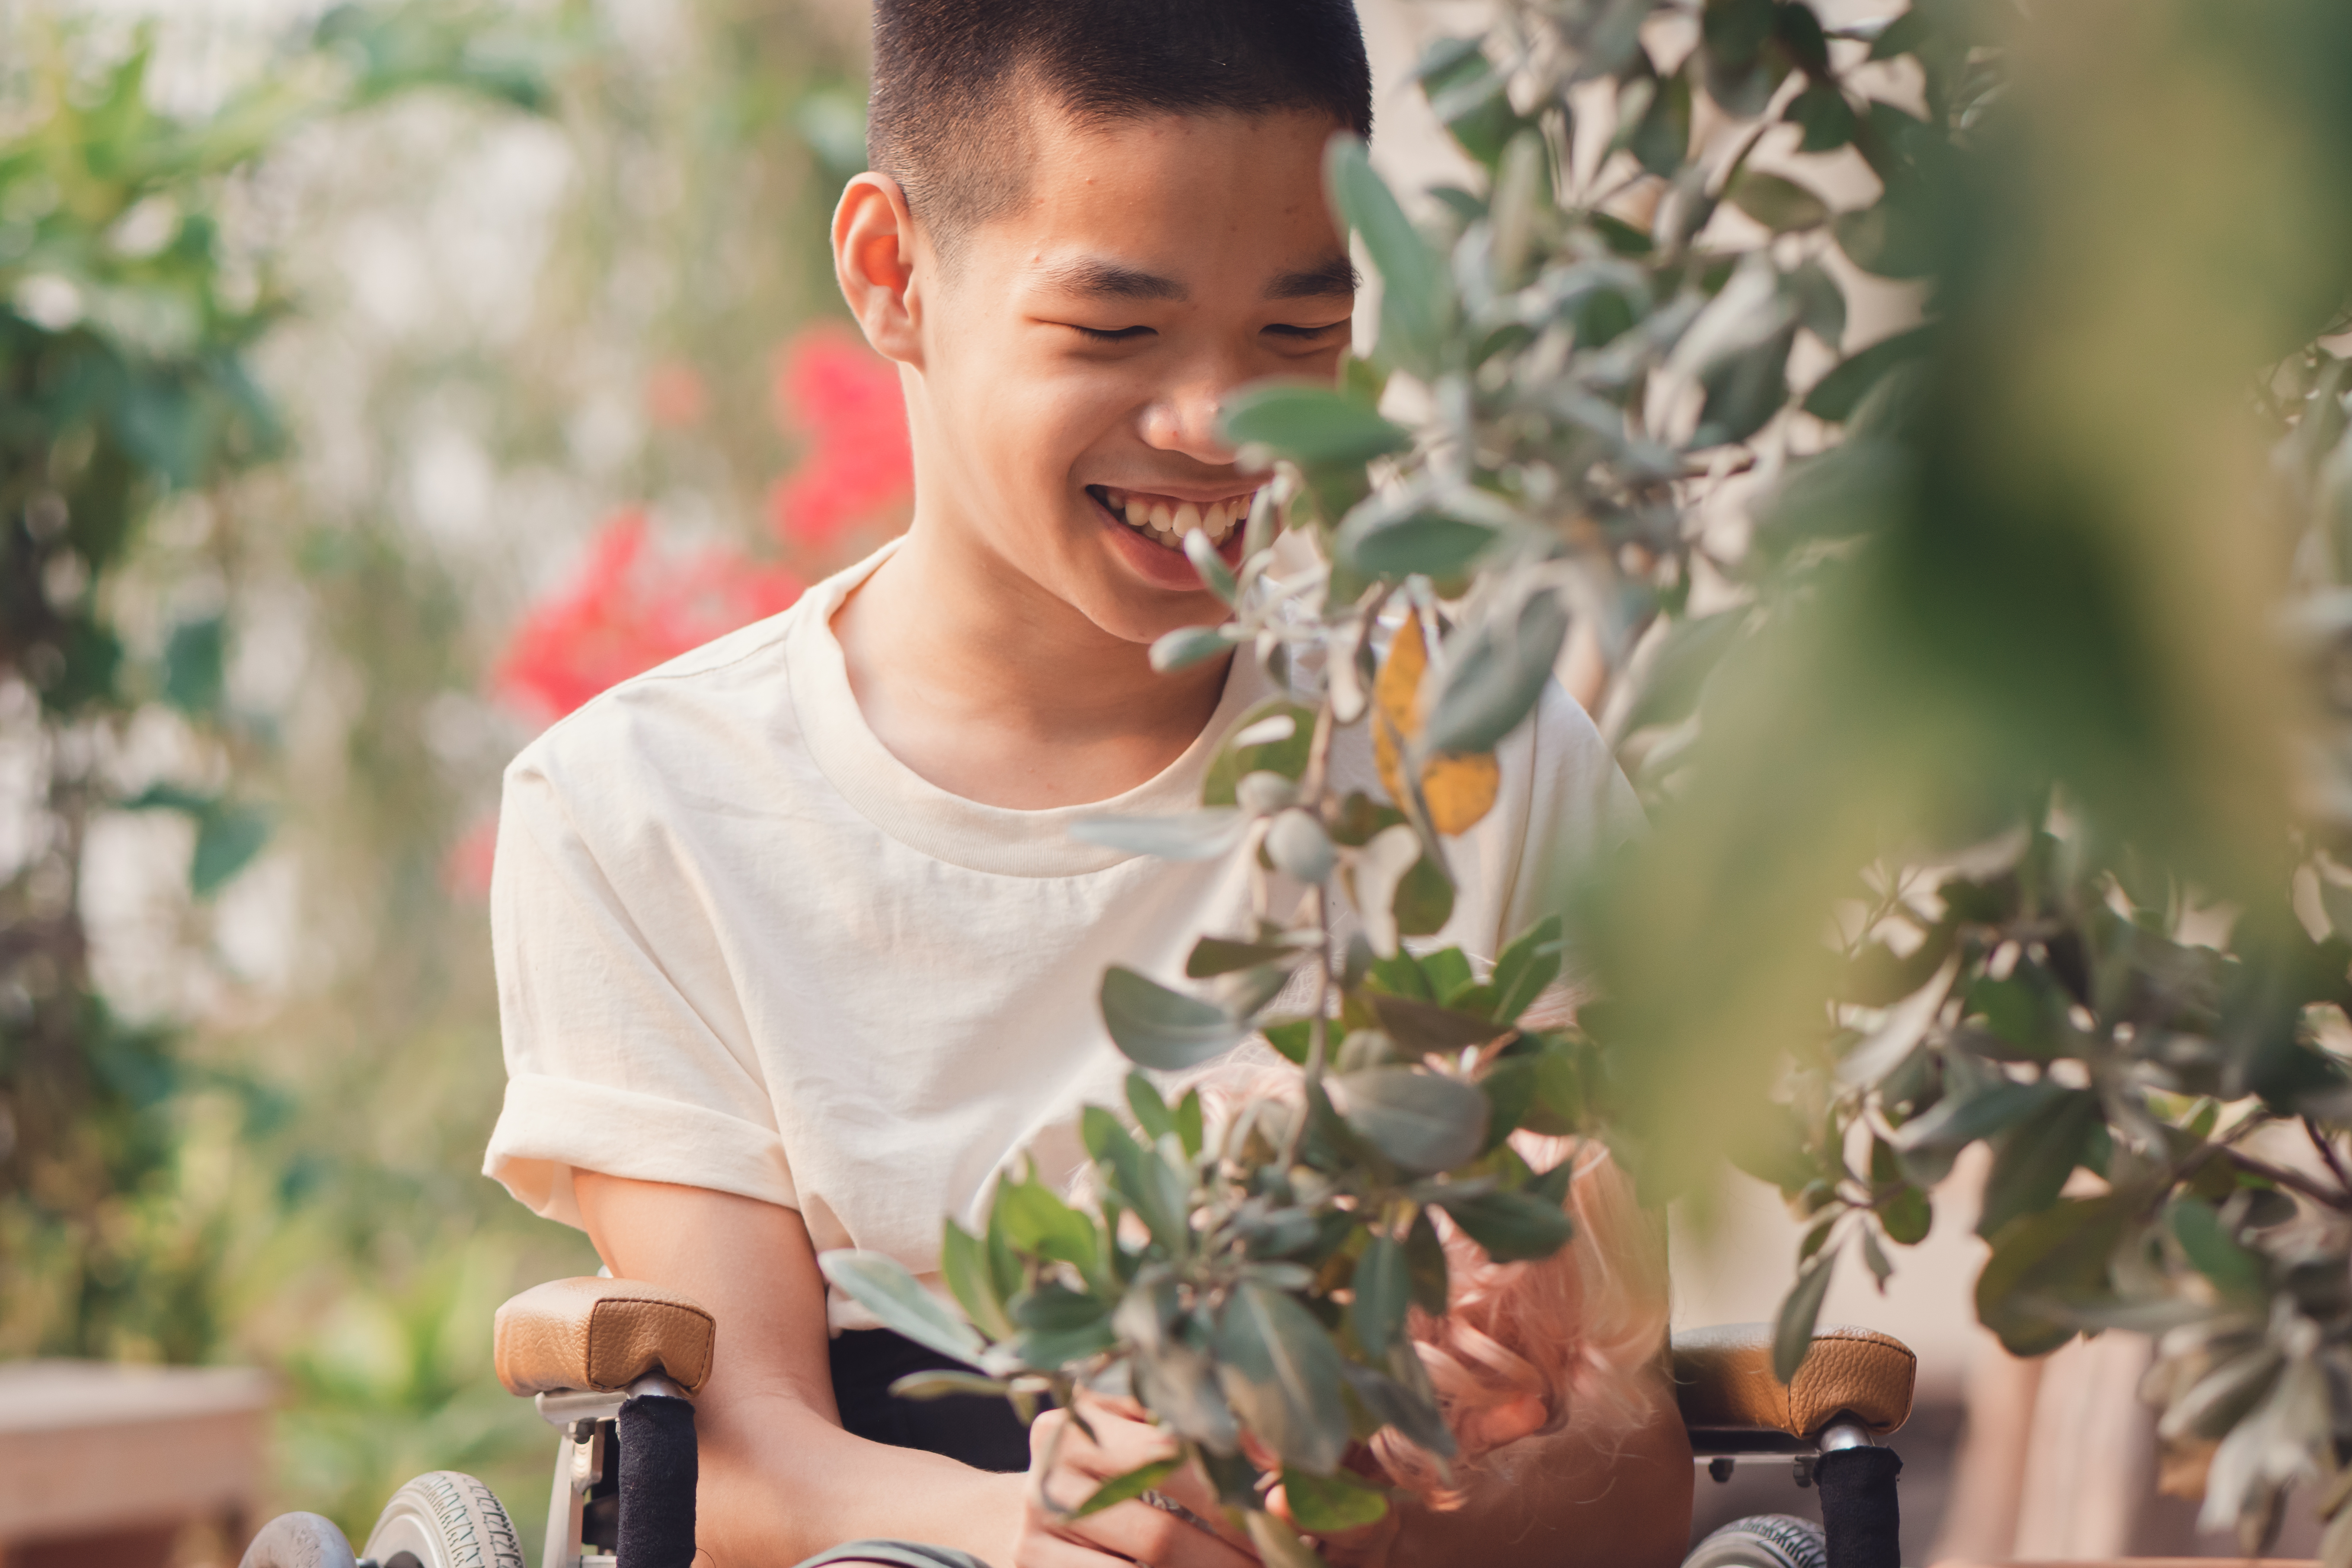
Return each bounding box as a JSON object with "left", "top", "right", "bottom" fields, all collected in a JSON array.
[
  {"left": 2305, "top": 1116, "right": 2352, "bottom": 1195},
  {"left": 2219, "top": 1146, "right": 2352, "bottom": 1215}
]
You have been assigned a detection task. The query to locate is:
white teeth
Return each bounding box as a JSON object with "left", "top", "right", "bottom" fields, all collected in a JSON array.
[{"left": 1097, "top": 487, "right": 1262, "bottom": 550}]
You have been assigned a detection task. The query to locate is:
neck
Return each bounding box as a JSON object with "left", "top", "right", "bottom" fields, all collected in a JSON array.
[{"left": 831, "top": 520, "right": 1230, "bottom": 809}]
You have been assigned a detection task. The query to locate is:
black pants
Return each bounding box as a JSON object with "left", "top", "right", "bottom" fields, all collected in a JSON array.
[{"left": 828, "top": 1328, "right": 1034, "bottom": 1474}]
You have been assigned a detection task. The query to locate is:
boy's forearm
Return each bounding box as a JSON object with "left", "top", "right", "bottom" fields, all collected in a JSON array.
[{"left": 699, "top": 1389, "right": 1023, "bottom": 1562}]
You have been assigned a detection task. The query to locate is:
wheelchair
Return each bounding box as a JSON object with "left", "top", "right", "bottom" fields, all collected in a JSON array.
[{"left": 238, "top": 1278, "right": 1915, "bottom": 1568}]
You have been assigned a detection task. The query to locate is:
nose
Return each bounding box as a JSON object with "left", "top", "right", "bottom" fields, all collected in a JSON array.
[{"left": 1139, "top": 374, "right": 1240, "bottom": 467}]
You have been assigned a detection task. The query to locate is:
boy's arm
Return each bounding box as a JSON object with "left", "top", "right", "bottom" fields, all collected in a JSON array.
[
  {"left": 572, "top": 1172, "right": 1262, "bottom": 1568},
  {"left": 573, "top": 1172, "right": 1025, "bottom": 1561}
]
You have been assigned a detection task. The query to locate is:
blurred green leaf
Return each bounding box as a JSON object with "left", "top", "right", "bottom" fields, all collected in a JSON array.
[
  {"left": 162, "top": 614, "right": 225, "bottom": 715},
  {"left": 941, "top": 1219, "right": 1016, "bottom": 1342},
  {"left": 1419, "top": 590, "right": 1570, "bottom": 757},
  {"left": 1435, "top": 1187, "right": 1575, "bottom": 1262},
  {"left": 819, "top": 1251, "right": 984, "bottom": 1367},
  {"left": 1327, "top": 136, "right": 1449, "bottom": 375},
  {"left": 2169, "top": 1199, "right": 2265, "bottom": 1297},
  {"left": 1349, "top": 1235, "right": 1410, "bottom": 1360},
  {"left": 1224, "top": 380, "right": 1410, "bottom": 469},
  {"left": 1338, "top": 1068, "right": 1491, "bottom": 1172},
  {"left": 1216, "top": 1282, "right": 1351, "bottom": 1474},
  {"left": 1976, "top": 1198, "right": 2130, "bottom": 1357},
  {"left": 1804, "top": 324, "right": 1935, "bottom": 421},
  {"left": 1074, "top": 1457, "right": 1182, "bottom": 1519},
  {"left": 1728, "top": 171, "right": 1831, "bottom": 233},
  {"left": 1772, "top": 1248, "right": 1837, "bottom": 1384},
  {"left": 1100, "top": 967, "right": 1247, "bottom": 1070},
  {"left": 192, "top": 802, "right": 272, "bottom": 896},
  {"left": 1284, "top": 1466, "right": 1390, "bottom": 1533},
  {"left": 997, "top": 1172, "right": 1102, "bottom": 1281},
  {"left": 1977, "top": 1090, "right": 2101, "bottom": 1238}
]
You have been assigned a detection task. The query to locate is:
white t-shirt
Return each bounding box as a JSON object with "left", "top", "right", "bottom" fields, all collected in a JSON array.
[{"left": 484, "top": 543, "right": 1640, "bottom": 1331}]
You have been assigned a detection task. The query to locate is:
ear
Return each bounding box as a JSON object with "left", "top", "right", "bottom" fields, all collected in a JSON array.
[{"left": 833, "top": 172, "right": 925, "bottom": 367}]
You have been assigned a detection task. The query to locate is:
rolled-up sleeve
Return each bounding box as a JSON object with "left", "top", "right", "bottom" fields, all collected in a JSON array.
[{"left": 483, "top": 749, "right": 796, "bottom": 1229}]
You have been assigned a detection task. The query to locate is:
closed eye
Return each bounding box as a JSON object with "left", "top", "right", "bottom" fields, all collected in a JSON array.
[
  {"left": 1072, "top": 324, "right": 1155, "bottom": 344},
  {"left": 1265, "top": 319, "right": 1350, "bottom": 340}
]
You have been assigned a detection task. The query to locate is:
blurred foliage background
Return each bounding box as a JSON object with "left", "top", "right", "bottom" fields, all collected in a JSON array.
[{"left": 0, "top": 0, "right": 891, "bottom": 1542}]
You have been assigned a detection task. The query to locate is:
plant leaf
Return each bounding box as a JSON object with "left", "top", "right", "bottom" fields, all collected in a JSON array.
[
  {"left": 1491, "top": 915, "right": 1564, "bottom": 1024},
  {"left": 941, "top": 1218, "right": 1016, "bottom": 1341},
  {"left": 1223, "top": 380, "right": 1411, "bottom": 467},
  {"left": 1433, "top": 1187, "right": 1575, "bottom": 1262},
  {"left": 1370, "top": 993, "right": 1510, "bottom": 1055},
  {"left": 1071, "top": 809, "right": 1247, "bottom": 861},
  {"left": 1771, "top": 1247, "right": 1837, "bottom": 1384},
  {"left": 1151, "top": 624, "right": 1236, "bottom": 673},
  {"left": 1074, "top": 1457, "right": 1182, "bottom": 1518},
  {"left": 1349, "top": 1235, "right": 1410, "bottom": 1360},
  {"left": 819, "top": 1250, "right": 985, "bottom": 1367},
  {"left": 1340, "top": 1357, "right": 1455, "bottom": 1458},
  {"left": 1215, "top": 1281, "right": 1352, "bottom": 1474},
  {"left": 1419, "top": 590, "right": 1570, "bottom": 758},
  {"left": 1102, "top": 967, "right": 1248, "bottom": 1070},
  {"left": 1326, "top": 135, "right": 1448, "bottom": 377},
  {"left": 1337, "top": 1068, "right": 1491, "bottom": 1172},
  {"left": 1728, "top": 170, "right": 1831, "bottom": 233},
  {"left": 1247, "top": 1511, "right": 1332, "bottom": 1568},
  {"left": 890, "top": 1368, "right": 1009, "bottom": 1401},
  {"left": 1283, "top": 1467, "right": 1390, "bottom": 1533},
  {"left": 997, "top": 1171, "right": 1105, "bottom": 1280},
  {"left": 1802, "top": 323, "right": 1934, "bottom": 421}
]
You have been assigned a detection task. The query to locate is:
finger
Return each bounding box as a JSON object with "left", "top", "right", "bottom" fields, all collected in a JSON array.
[
  {"left": 1058, "top": 1498, "right": 1262, "bottom": 1568},
  {"left": 1137, "top": 1460, "right": 1254, "bottom": 1555},
  {"left": 1016, "top": 1528, "right": 1160, "bottom": 1568},
  {"left": 1059, "top": 1400, "right": 1182, "bottom": 1476},
  {"left": 1070, "top": 1385, "right": 1151, "bottom": 1424}
]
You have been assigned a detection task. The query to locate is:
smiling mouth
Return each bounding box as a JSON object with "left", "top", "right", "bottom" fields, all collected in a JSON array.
[{"left": 1087, "top": 484, "right": 1261, "bottom": 550}]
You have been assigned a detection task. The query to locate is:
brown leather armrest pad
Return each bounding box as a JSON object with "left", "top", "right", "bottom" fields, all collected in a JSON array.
[
  {"left": 1672, "top": 1322, "right": 1915, "bottom": 1437},
  {"left": 494, "top": 1277, "right": 716, "bottom": 1397}
]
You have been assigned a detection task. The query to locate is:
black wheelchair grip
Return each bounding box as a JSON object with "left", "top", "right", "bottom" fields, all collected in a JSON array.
[
  {"left": 619, "top": 1392, "right": 697, "bottom": 1568},
  {"left": 1815, "top": 1446, "right": 1901, "bottom": 1568}
]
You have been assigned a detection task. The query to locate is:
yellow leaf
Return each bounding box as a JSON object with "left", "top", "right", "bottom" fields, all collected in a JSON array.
[
  {"left": 1371, "top": 614, "right": 1499, "bottom": 835},
  {"left": 1422, "top": 753, "right": 1499, "bottom": 835}
]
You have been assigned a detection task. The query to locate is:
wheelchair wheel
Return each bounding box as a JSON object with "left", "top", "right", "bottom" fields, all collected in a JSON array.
[
  {"left": 1682, "top": 1514, "right": 1829, "bottom": 1568},
  {"left": 361, "top": 1471, "right": 525, "bottom": 1568},
  {"left": 238, "top": 1511, "right": 358, "bottom": 1568}
]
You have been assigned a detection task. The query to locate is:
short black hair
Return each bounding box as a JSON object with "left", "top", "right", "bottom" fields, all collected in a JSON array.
[{"left": 868, "top": 0, "right": 1373, "bottom": 252}]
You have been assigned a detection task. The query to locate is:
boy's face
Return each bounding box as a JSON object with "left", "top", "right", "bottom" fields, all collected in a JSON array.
[{"left": 903, "top": 105, "right": 1355, "bottom": 644}]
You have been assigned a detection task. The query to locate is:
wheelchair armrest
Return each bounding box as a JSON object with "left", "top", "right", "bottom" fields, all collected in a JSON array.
[
  {"left": 1671, "top": 1323, "right": 1915, "bottom": 1440},
  {"left": 493, "top": 1276, "right": 716, "bottom": 1398}
]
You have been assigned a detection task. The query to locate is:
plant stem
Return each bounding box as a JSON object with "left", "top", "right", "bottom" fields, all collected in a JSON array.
[
  {"left": 2221, "top": 1147, "right": 2352, "bottom": 1214},
  {"left": 2305, "top": 1116, "right": 2352, "bottom": 1195}
]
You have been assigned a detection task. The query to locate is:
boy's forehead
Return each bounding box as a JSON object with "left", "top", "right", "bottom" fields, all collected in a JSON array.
[{"left": 974, "top": 98, "right": 1353, "bottom": 299}]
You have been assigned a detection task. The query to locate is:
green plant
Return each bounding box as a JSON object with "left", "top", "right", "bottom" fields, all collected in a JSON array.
[{"left": 836, "top": 0, "right": 2352, "bottom": 1558}]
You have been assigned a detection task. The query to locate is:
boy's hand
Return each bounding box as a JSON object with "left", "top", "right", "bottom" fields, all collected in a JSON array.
[{"left": 1016, "top": 1390, "right": 1259, "bottom": 1568}]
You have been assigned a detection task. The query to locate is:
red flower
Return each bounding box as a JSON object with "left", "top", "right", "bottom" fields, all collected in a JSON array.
[
  {"left": 766, "top": 324, "right": 913, "bottom": 549},
  {"left": 645, "top": 360, "right": 709, "bottom": 428},
  {"left": 495, "top": 511, "right": 802, "bottom": 722}
]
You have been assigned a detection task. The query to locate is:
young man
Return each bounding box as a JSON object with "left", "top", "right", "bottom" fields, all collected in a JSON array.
[{"left": 484, "top": 3, "right": 1692, "bottom": 1565}]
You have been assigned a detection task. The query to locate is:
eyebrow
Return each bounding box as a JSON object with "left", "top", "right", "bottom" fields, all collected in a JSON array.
[
  {"left": 1035, "top": 257, "right": 1187, "bottom": 301},
  {"left": 1030, "top": 252, "right": 1362, "bottom": 305},
  {"left": 1265, "top": 254, "right": 1361, "bottom": 300}
]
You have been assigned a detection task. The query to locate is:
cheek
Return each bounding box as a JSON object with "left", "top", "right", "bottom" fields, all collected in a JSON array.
[{"left": 1005, "top": 366, "right": 1142, "bottom": 485}]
